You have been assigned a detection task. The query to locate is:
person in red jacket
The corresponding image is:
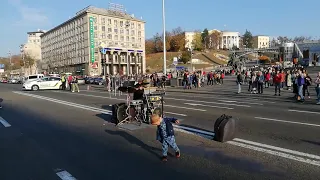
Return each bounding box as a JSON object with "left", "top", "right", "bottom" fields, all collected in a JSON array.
[
  {"left": 273, "top": 70, "right": 282, "bottom": 96},
  {"left": 264, "top": 71, "right": 271, "bottom": 88}
]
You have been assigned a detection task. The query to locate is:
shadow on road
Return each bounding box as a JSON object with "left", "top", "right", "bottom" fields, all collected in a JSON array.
[
  {"left": 301, "top": 140, "right": 320, "bottom": 146},
  {"left": 105, "top": 129, "right": 162, "bottom": 159}
]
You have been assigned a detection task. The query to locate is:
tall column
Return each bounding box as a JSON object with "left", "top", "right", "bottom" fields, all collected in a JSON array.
[
  {"left": 134, "top": 52, "right": 137, "bottom": 75},
  {"left": 126, "top": 53, "right": 130, "bottom": 76}
]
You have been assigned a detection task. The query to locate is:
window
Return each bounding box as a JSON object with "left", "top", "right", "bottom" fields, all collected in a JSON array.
[
  {"left": 94, "top": 33, "right": 98, "bottom": 38},
  {"left": 114, "top": 28, "right": 118, "bottom": 34},
  {"left": 138, "top": 24, "right": 141, "bottom": 29},
  {"left": 120, "top": 29, "right": 124, "bottom": 34},
  {"left": 115, "top": 35, "right": 118, "bottom": 40},
  {"left": 101, "top": 18, "right": 106, "bottom": 24},
  {"left": 126, "top": 29, "right": 129, "bottom": 35},
  {"left": 132, "top": 37, "right": 135, "bottom": 42},
  {"left": 101, "top": 33, "right": 106, "bottom": 39},
  {"left": 94, "top": 26, "right": 97, "bottom": 30},
  {"left": 108, "top": 19, "right": 111, "bottom": 25},
  {"left": 131, "top": 22, "right": 135, "bottom": 29},
  {"left": 138, "top": 31, "right": 141, "bottom": 37},
  {"left": 120, "top": 36, "right": 124, "bottom": 41},
  {"left": 108, "top": 28, "right": 112, "bottom": 33},
  {"left": 126, "top": 36, "right": 129, "bottom": 41},
  {"left": 114, "top": 20, "right": 118, "bottom": 27},
  {"left": 120, "top": 21, "right": 123, "bottom": 27},
  {"left": 102, "top": 26, "right": 105, "bottom": 31},
  {"left": 108, "top": 34, "right": 112, "bottom": 40},
  {"left": 131, "top": 30, "right": 135, "bottom": 35}
]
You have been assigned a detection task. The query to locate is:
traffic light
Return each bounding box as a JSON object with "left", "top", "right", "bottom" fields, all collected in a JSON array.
[{"left": 101, "top": 59, "right": 106, "bottom": 66}]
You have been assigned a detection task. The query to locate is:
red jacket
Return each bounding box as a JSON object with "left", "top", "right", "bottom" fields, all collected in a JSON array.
[{"left": 273, "top": 74, "right": 282, "bottom": 83}]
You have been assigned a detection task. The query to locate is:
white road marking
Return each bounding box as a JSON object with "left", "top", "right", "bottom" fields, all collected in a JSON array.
[
  {"left": 227, "top": 141, "right": 320, "bottom": 166},
  {"left": 56, "top": 170, "right": 77, "bottom": 180},
  {"left": 254, "top": 117, "right": 320, "bottom": 127},
  {"left": 13, "top": 91, "right": 112, "bottom": 115},
  {"left": 164, "top": 105, "right": 206, "bottom": 112},
  {"left": 167, "top": 97, "right": 251, "bottom": 107},
  {"left": 165, "top": 112, "right": 187, "bottom": 117},
  {"left": 288, "top": 109, "right": 320, "bottom": 115},
  {"left": 217, "top": 100, "right": 263, "bottom": 105},
  {"left": 185, "top": 103, "right": 234, "bottom": 110},
  {"left": 173, "top": 124, "right": 214, "bottom": 136},
  {"left": 0, "top": 116, "right": 11, "bottom": 127},
  {"left": 232, "top": 138, "right": 320, "bottom": 160},
  {"left": 53, "top": 91, "right": 124, "bottom": 101}
]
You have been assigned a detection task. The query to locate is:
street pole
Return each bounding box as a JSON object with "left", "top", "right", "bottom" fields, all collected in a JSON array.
[
  {"left": 8, "top": 50, "right": 12, "bottom": 77},
  {"left": 162, "top": 0, "right": 167, "bottom": 74}
]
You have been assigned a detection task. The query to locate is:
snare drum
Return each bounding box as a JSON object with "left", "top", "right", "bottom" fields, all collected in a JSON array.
[
  {"left": 130, "top": 100, "right": 143, "bottom": 106},
  {"left": 149, "top": 96, "right": 161, "bottom": 102}
]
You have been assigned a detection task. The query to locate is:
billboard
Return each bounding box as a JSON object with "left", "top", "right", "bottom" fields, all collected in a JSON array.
[{"left": 0, "top": 64, "right": 4, "bottom": 69}]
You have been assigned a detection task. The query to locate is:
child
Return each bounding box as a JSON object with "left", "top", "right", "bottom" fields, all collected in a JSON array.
[{"left": 151, "top": 114, "right": 180, "bottom": 161}]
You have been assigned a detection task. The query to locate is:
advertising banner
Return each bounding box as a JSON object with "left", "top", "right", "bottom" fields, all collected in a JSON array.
[{"left": 89, "top": 17, "right": 95, "bottom": 63}]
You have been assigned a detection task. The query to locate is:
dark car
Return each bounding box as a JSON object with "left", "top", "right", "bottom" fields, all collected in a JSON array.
[{"left": 93, "top": 78, "right": 105, "bottom": 85}]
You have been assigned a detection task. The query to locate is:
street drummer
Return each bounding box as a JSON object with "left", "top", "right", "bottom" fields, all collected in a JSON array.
[{"left": 133, "top": 79, "right": 144, "bottom": 100}]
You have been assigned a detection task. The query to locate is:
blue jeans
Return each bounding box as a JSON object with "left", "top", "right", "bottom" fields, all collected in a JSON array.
[
  {"left": 162, "top": 136, "right": 179, "bottom": 156},
  {"left": 298, "top": 85, "right": 304, "bottom": 100},
  {"left": 316, "top": 87, "right": 320, "bottom": 102}
]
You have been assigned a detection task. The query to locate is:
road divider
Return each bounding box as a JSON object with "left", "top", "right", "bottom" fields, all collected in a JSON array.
[
  {"left": 184, "top": 103, "right": 234, "bottom": 110},
  {"left": 254, "top": 117, "right": 320, "bottom": 128},
  {"left": 0, "top": 116, "right": 11, "bottom": 127}
]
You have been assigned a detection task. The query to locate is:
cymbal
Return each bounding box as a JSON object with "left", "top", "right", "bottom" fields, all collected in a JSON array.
[{"left": 118, "top": 86, "right": 136, "bottom": 93}]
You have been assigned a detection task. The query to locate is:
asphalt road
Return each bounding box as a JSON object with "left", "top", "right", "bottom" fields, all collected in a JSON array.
[{"left": 0, "top": 82, "right": 320, "bottom": 180}]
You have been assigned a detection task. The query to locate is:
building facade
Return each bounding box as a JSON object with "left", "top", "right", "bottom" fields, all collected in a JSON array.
[
  {"left": 41, "top": 5, "right": 146, "bottom": 76},
  {"left": 253, "top": 35, "right": 270, "bottom": 49},
  {"left": 220, "top": 31, "right": 240, "bottom": 49},
  {"left": 185, "top": 31, "right": 196, "bottom": 49},
  {"left": 22, "top": 30, "right": 45, "bottom": 75}
]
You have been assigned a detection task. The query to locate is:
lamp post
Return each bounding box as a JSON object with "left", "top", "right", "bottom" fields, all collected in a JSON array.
[{"left": 162, "top": 0, "right": 167, "bottom": 74}]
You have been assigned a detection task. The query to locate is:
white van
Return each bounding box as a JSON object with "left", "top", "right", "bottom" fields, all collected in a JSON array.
[{"left": 24, "top": 74, "right": 45, "bottom": 83}]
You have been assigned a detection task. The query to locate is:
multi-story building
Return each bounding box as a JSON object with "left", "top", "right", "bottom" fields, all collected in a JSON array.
[
  {"left": 252, "top": 35, "right": 270, "bottom": 49},
  {"left": 22, "top": 30, "right": 45, "bottom": 74},
  {"left": 185, "top": 31, "right": 196, "bottom": 49},
  {"left": 220, "top": 31, "right": 240, "bottom": 49},
  {"left": 41, "top": 5, "right": 146, "bottom": 76}
]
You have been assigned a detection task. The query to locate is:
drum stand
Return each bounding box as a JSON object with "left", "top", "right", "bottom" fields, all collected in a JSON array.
[{"left": 116, "top": 93, "right": 143, "bottom": 126}]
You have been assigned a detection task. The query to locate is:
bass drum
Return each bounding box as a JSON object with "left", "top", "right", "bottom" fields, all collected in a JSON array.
[{"left": 116, "top": 104, "right": 128, "bottom": 123}]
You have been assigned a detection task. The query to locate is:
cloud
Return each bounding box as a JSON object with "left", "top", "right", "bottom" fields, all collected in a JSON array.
[{"left": 9, "top": 0, "right": 49, "bottom": 26}]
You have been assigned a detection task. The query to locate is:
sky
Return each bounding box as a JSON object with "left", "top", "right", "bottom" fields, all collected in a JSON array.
[{"left": 1, "top": 0, "right": 320, "bottom": 57}]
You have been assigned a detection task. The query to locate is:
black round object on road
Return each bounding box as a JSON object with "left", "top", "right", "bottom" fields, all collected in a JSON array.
[
  {"left": 111, "top": 103, "right": 126, "bottom": 124},
  {"left": 0, "top": 98, "right": 3, "bottom": 102},
  {"left": 214, "top": 114, "right": 237, "bottom": 143}
]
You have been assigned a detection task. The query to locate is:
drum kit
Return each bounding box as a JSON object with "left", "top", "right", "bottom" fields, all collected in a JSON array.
[{"left": 114, "top": 82, "right": 165, "bottom": 126}]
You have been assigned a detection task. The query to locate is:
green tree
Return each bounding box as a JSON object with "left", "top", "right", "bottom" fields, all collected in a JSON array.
[
  {"left": 201, "top": 28, "right": 209, "bottom": 49},
  {"left": 243, "top": 29, "right": 253, "bottom": 48},
  {"left": 192, "top": 32, "right": 203, "bottom": 51},
  {"left": 180, "top": 51, "right": 191, "bottom": 64}
]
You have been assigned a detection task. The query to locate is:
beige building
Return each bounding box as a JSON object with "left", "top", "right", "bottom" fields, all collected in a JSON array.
[
  {"left": 253, "top": 35, "right": 270, "bottom": 49},
  {"left": 220, "top": 31, "right": 240, "bottom": 49},
  {"left": 21, "top": 30, "right": 45, "bottom": 74},
  {"left": 41, "top": 5, "right": 146, "bottom": 76},
  {"left": 185, "top": 31, "right": 196, "bottom": 49}
]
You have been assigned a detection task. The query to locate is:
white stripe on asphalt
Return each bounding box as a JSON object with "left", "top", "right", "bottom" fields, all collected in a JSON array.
[
  {"left": 167, "top": 97, "right": 251, "bottom": 107},
  {"left": 227, "top": 141, "right": 320, "bottom": 166},
  {"left": 232, "top": 138, "right": 320, "bottom": 160},
  {"left": 53, "top": 91, "right": 124, "bottom": 101},
  {"left": 164, "top": 105, "right": 206, "bottom": 112},
  {"left": 56, "top": 170, "right": 77, "bottom": 180},
  {"left": 0, "top": 116, "right": 11, "bottom": 127},
  {"left": 165, "top": 112, "right": 187, "bottom": 117},
  {"left": 217, "top": 100, "right": 263, "bottom": 105},
  {"left": 288, "top": 109, "right": 320, "bottom": 115},
  {"left": 255, "top": 117, "right": 320, "bottom": 127},
  {"left": 184, "top": 103, "right": 234, "bottom": 110},
  {"left": 13, "top": 91, "right": 112, "bottom": 115},
  {"left": 173, "top": 124, "right": 320, "bottom": 166}
]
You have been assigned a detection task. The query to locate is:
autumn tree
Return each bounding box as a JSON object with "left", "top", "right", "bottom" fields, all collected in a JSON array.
[
  {"left": 243, "top": 30, "right": 253, "bottom": 48},
  {"left": 169, "top": 27, "right": 185, "bottom": 51},
  {"left": 201, "top": 28, "right": 209, "bottom": 49},
  {"left": 192, "top": 32, "right": 203, "bottom": 51},
  {"left": 180, "top": 51, "right": 191, "bottom": 64},
  {"left": 209, "top": 31, "right": 221, "bottom": 50}
]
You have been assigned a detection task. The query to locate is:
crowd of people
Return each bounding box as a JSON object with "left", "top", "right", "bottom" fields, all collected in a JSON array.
[{"left": 236, "top": 67, "right": 320, "bottom": 104}]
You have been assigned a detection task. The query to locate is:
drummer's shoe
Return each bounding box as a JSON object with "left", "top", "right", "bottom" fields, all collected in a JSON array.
[
  {"left": 161, "top": 156, "right": 168, "bottom": 162},
  {"left": 175, "top": 151, "right": 180, "bottom": 158}
]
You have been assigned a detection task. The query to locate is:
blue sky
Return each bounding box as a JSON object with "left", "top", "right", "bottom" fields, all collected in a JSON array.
[{"left": 1, "top": 0, "right": 319, "bottom": 56}]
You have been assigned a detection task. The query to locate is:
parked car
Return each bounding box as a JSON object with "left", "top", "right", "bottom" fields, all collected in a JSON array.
[
  {"left": 23, "top": 77, "right": 62, "bottom": 91},
  {"left": 93, "top": 78, "right": 105, "bottom": 85},
  {"left": 77, "top": 78, "right": 85, "bottom": 85}
]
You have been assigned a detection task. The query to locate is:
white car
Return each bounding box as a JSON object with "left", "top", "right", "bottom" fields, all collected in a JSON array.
[{"left": 23, "top": 77, "right": 62, "bottom": 91}]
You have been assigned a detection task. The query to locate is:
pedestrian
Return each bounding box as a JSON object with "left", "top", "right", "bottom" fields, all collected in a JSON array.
[
  {"left": 286, "top": 71, "right": 292, "bottom": 91},
  {"left": 257, "top": 71, "right": 264, "bottom": 94},
  {"left": 61, "top": 75, "right": 66, "bottom": 90},
  {"left": 236, "top": 72, "right": 243, "bottom": 94},
  {"left": 151, "top": 114, "right": 180, "bottom": 162},
  {"left": 273, "top": 70, "right": 282, "bottom": 96},
  {"left": 297, "top": 70, "right": 305, "bottom": 101},
  {"left": 314, "top": 72, "right": 320, "bottom": 105},
  {"left": 72, "top": 76, "right": 80, "bottom": 93}
]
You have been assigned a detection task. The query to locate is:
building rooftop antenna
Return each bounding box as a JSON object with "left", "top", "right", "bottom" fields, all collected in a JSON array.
[{"left": 108, "top": 2, "right": 125, "bottom": 14}]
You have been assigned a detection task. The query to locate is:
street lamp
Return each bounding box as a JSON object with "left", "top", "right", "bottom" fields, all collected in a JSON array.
[{"left": 162, "top": 0, "right": 167, "bottom": 74}]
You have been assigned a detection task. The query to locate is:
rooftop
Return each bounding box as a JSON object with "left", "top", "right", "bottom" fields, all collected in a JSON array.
[
  {"left": 41, "top": 5, "right": 145, "bottom": 37},
  {"left": 27, "top": 30, "right": 46, "bottom": 34}
]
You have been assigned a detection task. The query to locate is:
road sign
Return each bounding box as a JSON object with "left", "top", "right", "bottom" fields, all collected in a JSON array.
[
  {"left": 173, "top": 57, "right": 178, "bottom": 65},
  {"left": 100, "top": 48, "right": 107, "bottom": 54}
]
